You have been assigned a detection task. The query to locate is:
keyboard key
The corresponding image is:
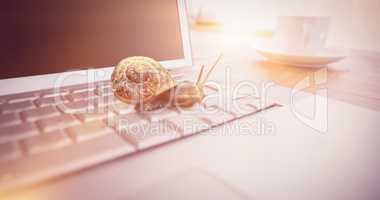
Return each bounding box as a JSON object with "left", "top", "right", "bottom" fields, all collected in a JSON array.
[
  {"left": 57, "top": 100, "right": 94, "bottom": 114},
  {"left": 95, "top": 104, "right": 118, "bottom": 116},
  {"left": 0, "top": 134, "right": 135, "bottom": 192},
  {"left": 0, "top": 113, "right": 21, "bottom": 128},
  {"left": 120, "top": 121, "right": 180, "bottom": 150},
  {"left": 23, "top": 130, "right": 72, "bottom": 155},
  {"left": 201, "top": 93, "right": 258, "bottom": 108},
  {"left": 35, "top": 96, "right": 69, "bottom": 107},
  {"left": 165, "top": 115, "right": 210, "bottom": 136},
  {"left": 0, "top": 123, "right": 40, "bottom": 143},
  {"left": 109, "top": 113, "right": 148, "bottom": 130},
  {"left": 0, "top": 142, "right": 22, "bottom": 163},
  {"left": 95, "top": 94, "right": 118, "bottom": 107},
  {"left": 76, "top": 112, "right": 115, "bottom": 123},
  {"left": 66, "top": 121, "right": 114, "bottom": 142},
  {"left": 142, "top": 109, "right": 179, "bottom": 122},
  {"left": 37, "top": 114, "right": 80, "bottom": 132},
  {"left": 95, "top": 81, "right": 112, "bottom": 87},
  {"left": 201, "top": 95, "right": 263, "bottom": 118},
  {"left": 0, "top": 101, "right": 35, "bottom": 114},
  {"left": 69, "top": 84, "right": 96, "bottom": 93},
  {"left": 111, "top": 103, "right": 135, "bottom": 115},
  {"left": 95, "top": 86, "right": 113, "bottom": 96},
  {"left": 40, "top": 89, "right": 69, "bottom": 98},
  {"left": 5, "top": 93, "right": 38, "bottom": 103},
  {"left": 21, "top": 106, "right": 60, "bottom": 122},
  {"left": 67, "top": 90, "right": 98, "bottom": 101},
  {"left": 72, "top": 87, "right": 96, "bottom": 94}
]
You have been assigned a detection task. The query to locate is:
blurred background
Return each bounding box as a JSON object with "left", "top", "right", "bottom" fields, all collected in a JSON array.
[{"left": 187, "top": 0, "right": 380, "bottom": 52}]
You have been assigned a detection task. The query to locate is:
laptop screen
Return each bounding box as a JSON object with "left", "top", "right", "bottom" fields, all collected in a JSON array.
[{"left": 0, "top": 0, "right": 185, "bottom": 79}]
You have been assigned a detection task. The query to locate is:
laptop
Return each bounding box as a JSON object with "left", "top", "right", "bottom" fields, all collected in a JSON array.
[{"left": 1, "top": 0, "right": 380, "bottom": 199}]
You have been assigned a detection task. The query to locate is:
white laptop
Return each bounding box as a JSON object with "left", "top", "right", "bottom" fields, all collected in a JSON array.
[{"left": 1, "top": 0, "right": 379, "bottom": 199}]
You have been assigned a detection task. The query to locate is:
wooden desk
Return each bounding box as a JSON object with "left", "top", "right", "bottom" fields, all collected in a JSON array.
[{"left": 187, "top": 31, "right": 380, "bottom": 111}]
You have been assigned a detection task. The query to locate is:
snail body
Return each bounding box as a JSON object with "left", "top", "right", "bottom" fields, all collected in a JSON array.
[
  {"left": 135, "top": 55, "right": 222, "bottom": 112},
  {"left": 135, "top": 81, "right": 205, "bottom": 112}
]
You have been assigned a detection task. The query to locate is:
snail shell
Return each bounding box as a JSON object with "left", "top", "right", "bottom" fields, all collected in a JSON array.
[{"left": 111, "top": 56, "right": 175, "bottom": 104}]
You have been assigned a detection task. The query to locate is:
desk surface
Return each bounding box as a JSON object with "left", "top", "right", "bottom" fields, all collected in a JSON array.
[{"left": 187, "top": 30, "right": 380, "bottom": 111}]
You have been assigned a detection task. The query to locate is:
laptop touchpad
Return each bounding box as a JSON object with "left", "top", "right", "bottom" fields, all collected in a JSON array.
[{"left": 126, "top": 169, "right": 249, "bottom": 200}]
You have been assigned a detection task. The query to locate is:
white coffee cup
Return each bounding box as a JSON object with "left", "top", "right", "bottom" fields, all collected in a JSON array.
[{"left": 274, "top": 16, "right": 330, "bottom": 55}]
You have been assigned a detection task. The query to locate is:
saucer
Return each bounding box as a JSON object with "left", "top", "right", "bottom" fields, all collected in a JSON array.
[{"left": 254, "top": 44, "right": 347, "bottom": 68}]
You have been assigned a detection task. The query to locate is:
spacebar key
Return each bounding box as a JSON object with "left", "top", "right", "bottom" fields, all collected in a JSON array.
[{"left": 0, "top": 134, "right": 135, "bottom": 193}]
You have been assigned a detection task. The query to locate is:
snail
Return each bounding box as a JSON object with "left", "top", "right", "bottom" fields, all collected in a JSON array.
[
  {"left": 135, "top": 55, "right": 223, "bottom": 112},
  {"left": 111, "top": 56, "right": 175, "bottom": 104}
]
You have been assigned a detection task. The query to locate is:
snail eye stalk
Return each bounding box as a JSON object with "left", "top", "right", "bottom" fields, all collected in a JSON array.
[
  {"left": 196, "top": 65, "right": 205, "bottom": 86},
  {"left": 199, "top": 54, "right": 223, "bottom": 87}
]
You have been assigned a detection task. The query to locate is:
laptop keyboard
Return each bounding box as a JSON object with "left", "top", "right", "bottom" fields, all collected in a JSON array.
[{"left": 0, "top": 80, "right": 280, "bottom": 193}]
